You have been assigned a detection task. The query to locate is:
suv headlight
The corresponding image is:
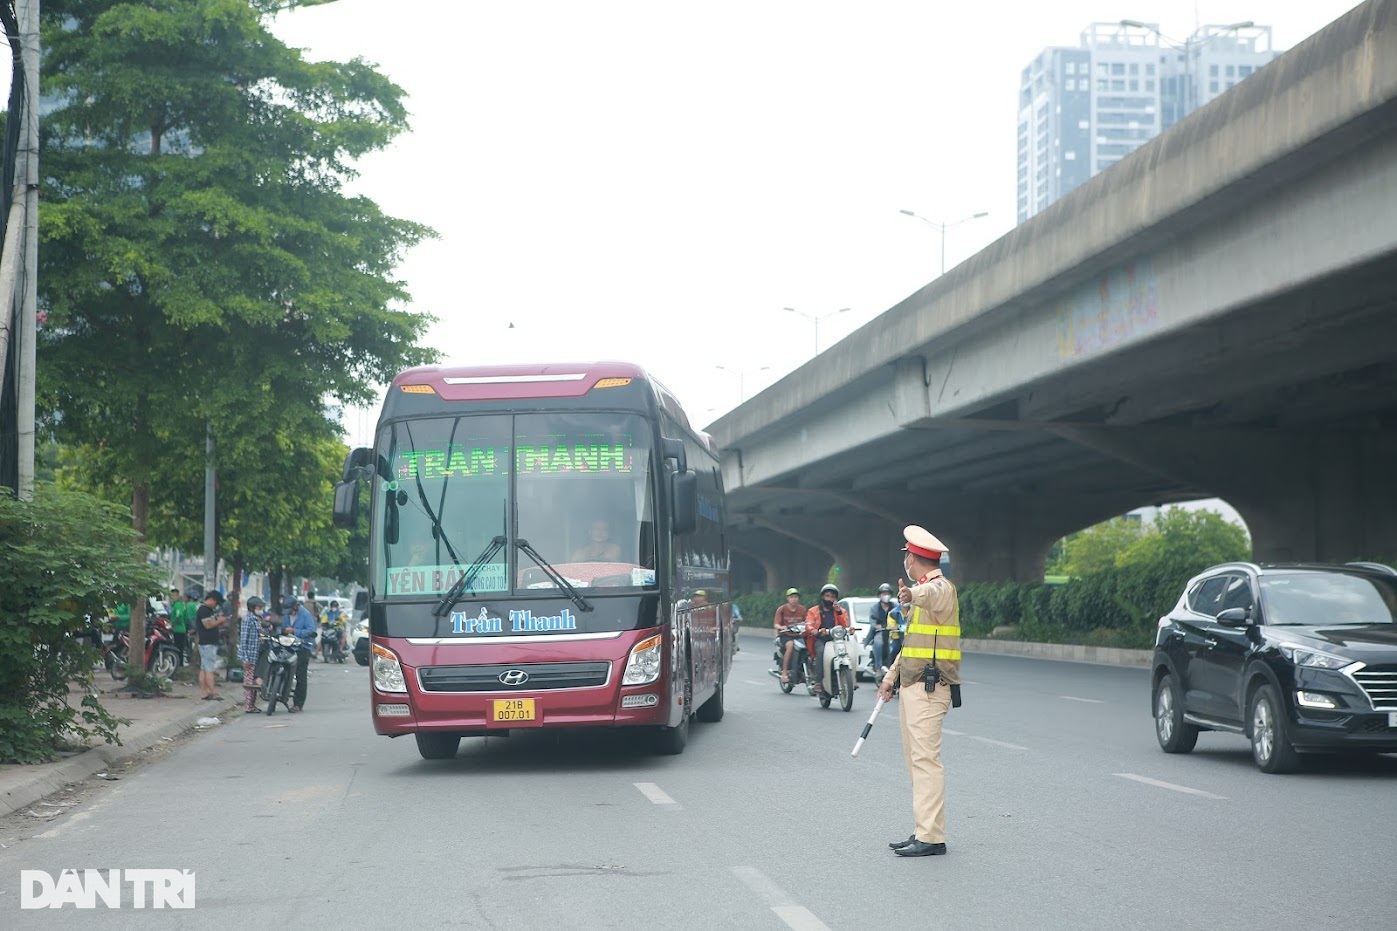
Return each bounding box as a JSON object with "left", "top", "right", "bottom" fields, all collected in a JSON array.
[
  {"left": 622, "top": 634, "right": 663, "bottom": 686},
  {"left": 1276, "top": 643, "right": 1351, "bottom": 670},
  {"left": 371, "top": 643, "right": 407, "bottom": 692}
]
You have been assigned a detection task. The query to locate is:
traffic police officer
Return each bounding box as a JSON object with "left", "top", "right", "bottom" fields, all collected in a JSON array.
[{"left": 877, "top": 524, "right": 960, "bottom": 857}]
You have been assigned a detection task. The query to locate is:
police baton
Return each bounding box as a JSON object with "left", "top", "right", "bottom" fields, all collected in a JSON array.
[{"left": 850, "top": 688, "right": 894, "bottom": 757}]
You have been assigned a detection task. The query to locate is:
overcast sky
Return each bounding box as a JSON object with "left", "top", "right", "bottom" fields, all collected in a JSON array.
[{"left": 264, "top": 0, "right": 1359, "bottom": 444}]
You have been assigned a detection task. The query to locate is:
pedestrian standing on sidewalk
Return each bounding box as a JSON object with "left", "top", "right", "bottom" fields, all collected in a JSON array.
[
  {"left": 238, "top": 597, "right": 269, "bottom": 713},
  {"left": 194, "top": 591, "right": 229, "bottom": 701}
]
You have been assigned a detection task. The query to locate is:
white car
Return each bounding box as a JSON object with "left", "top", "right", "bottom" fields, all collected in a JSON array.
[
  {"left": 352, "top": 618, "right": 370, "bottom": 666},
  {"left": 839, "top": 596, "right": 886, "bottom": 680}
]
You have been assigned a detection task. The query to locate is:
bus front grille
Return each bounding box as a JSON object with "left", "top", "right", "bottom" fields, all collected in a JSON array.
[{"left": 417, "top": 661, "right": 613, "bottom": 693}]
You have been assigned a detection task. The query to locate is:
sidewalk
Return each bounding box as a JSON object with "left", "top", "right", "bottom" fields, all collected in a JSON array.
[{"left": 0, "top": 671, "right": 243, "bottom": 818}]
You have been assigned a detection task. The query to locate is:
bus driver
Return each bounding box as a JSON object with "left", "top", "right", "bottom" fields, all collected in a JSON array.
[{"left": 572, "top": 519, "right": 622, "bottom": 562}]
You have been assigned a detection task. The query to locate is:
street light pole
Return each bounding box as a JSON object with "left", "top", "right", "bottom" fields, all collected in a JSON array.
[
  {"left": 1119, "top": 20, "right": 1254, "bottom": 120},
  {"left": 715, "top": 364, "right": 769, "bottom": 402},
  {"left": 782, "top": 306, "right": 850, "bottom": 357},
  {"left": 898, "top": 210, "right": 989, "bottom": 275}
]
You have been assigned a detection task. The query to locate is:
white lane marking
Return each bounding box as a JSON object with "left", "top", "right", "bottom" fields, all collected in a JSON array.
[
  {"left": 633, "top": 782, "right": 677, "bottom": 805},
  {"left": 1113, "top": 773, "right": 1228, "bottom": 800},
  {"left": 970, "top": 735, "right": 1029, "bottom": 751},
  {"left": 733, "top": 866, "right": 832, "bottom": 931},
  {"left": 942, "top": 728, "right": 966, "bottom": 736},
  {"left": 1061, "top": 695, "right": 1103, "bottom": 704},
  {"left": 960, "top": 680, "right": 980, "bottom": 685},
  {"left": 743, "top": 679, "right": 763, "bottom": 686}
]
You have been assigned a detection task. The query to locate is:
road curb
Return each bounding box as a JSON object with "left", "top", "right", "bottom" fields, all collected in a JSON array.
[
  {"left": 0, "top": 701, "right": 228, "bottom": 818},
  {"left": 736, "top": 625, "right": 1151, "bottom": 668}
]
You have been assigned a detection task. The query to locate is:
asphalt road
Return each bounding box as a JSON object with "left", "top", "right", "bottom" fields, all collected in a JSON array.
[{"left": 3, "top": 646, "right": 1395, "bottom": 929}]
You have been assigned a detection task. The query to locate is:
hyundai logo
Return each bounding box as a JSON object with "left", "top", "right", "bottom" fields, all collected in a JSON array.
[{"left": 498, "top": 669, "right": 529, "bottom": 686}]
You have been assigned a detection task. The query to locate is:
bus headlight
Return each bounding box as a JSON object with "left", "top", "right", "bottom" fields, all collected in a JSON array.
[
  {"left": 622, "top": 634, "right": 663, "bottom": 686},
  {"left": 371, "top": 643, "right": 407, "bottom": 693}
]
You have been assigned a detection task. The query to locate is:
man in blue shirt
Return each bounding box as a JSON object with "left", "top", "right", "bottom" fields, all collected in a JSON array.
[{"left": 280, "top": 596, "right": 318, "bottom": 713}]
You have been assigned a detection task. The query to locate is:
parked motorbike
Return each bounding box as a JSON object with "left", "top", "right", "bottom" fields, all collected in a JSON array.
[
  {"left": 812, "top": 624, "right": 857, "bottom": 712},
  {"left": 260, "top": 633, "right": 306, "bottom": 716},
  {"left": 107, "top": 614, "right": 181, "bottom": 681},
  {"left": 319, "top": 624, "right": 346, "bottom": 663},
  {"left": 769, "top": 623, "right": 817, "bottom": 696}
]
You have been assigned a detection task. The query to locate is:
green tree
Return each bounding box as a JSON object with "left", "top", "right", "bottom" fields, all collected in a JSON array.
[
  {"left": 1117, "top": 507, "right": 1251, "bottom": 574},
  {"left": 1055, "top": 517, "right": 1149, "bottom": 577},
  {"left": 36, "top": 0, "right": 436, "bottom": 668}
]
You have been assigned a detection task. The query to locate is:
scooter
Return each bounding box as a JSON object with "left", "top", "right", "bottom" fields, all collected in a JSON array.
[
  {"left": 260, "top": 633, "right": 306, "bottom": 716},
  {"left": 319, "top": 624, "right": 346, "bottom": 663},
  {"left": 769, "top": 623, "right": 817, "bottom": 696},
  {"left": 811, "top": 624, "right": 857, "bottom": 712},
  {"left": 107, "top": 615, "right": 181, "bottom": 681}
]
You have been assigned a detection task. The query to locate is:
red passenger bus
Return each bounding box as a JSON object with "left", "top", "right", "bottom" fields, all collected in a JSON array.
[{"left": 332, "top": 362, "right": 732, "bottom": 759}]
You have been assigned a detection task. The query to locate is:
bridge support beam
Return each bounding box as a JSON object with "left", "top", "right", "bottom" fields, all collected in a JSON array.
[{"left": 1055, "top": 426, "right": 1397, "bottom": 564}]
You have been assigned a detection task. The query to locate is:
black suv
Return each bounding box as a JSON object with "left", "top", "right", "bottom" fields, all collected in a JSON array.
[{"left": 1152, "top": 562, "right": 1397, "bottom": 773}]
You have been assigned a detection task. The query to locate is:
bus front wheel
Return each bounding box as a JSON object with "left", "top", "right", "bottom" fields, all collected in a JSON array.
[
  {"left": 416, "top": 732, "right": 461, "bottom": 760},
  {"left": 654, "top": 656, "right": 692, "bottom": 755}
]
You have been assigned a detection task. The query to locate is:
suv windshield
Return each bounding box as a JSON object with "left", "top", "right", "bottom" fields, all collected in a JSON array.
[
  {"left": 373, "top": 412, "right": 657, "bottom": 598},
  {"left": 1258, "top": 571, "right": 1397, "bottom": 627}
]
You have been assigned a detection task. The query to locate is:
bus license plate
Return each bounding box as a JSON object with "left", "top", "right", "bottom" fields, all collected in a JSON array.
[{"left": 493, "top": 698, "right": 536, "bottom": 722}]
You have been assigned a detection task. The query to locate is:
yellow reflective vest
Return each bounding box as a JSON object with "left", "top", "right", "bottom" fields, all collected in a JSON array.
[{"left": 894, "top": 569, "right": 961, "bottom": 688}]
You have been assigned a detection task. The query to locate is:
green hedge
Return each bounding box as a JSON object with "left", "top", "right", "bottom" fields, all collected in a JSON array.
[{"left": 738, "top": 566, "right": 1195, "bottom": 650}]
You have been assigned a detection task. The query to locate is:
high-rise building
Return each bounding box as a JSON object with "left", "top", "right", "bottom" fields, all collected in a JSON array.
[{"left": 1017, "top": 22, "right": 1278, "bottom": 223}]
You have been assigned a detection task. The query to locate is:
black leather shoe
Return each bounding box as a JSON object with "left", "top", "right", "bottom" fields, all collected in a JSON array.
[
  {"left": 888, "top": 834, "right": 916, "bottom": 850},
  {"left": 894, "top": 840, "right": 947, "bottom": 857}
]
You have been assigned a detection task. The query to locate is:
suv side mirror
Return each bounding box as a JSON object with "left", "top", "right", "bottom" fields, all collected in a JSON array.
[{"left": 1215, "top": 606, "right": 1251, "bottom": 627}]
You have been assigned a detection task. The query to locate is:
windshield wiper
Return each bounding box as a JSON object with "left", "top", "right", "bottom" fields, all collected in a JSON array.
[
  {"left": 403, "top": 422, "right": 464, "bottom": 567},
  {"left": 432, "top": 535, "right": 508, "bottom": 617},
  {"left": 515, "top": 539, "right": 594, "bottom": 613}
]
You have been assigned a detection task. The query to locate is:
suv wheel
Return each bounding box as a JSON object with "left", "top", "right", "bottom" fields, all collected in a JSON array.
[
  {"left": 1249, "top": 684, "right": 1301, "bottom": 774},
  {"left": 1154, "top": 673, "right": 1198, "bottom": 754}
]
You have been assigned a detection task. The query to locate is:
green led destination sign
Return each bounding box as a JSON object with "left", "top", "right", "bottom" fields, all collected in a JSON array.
[{"left": 395, "top": 435, "right": 636, "bottom": 481}]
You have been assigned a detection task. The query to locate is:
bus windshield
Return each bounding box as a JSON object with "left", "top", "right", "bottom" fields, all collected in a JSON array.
[{"left": 374, "top": 412, "right": 657, "bottom": 598}]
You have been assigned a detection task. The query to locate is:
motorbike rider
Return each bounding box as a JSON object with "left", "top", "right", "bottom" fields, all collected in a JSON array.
[
  {"left": 238, "top": 596, "right": 270, "bottom": 713},
  {"left": 320, "top": 599, "right": 347, "bottom": 661},
  {"left": 772, "top": 587, "right": 806, "bottom": 684},
  {"left": 280, "top": 596, "right": 318, "bottom": 712},
  {"left": 864, "top": 583, "right": 901, "bottom": 676},
  {"left": 804, "top": 584, "right": 850, "bottom": 694}
]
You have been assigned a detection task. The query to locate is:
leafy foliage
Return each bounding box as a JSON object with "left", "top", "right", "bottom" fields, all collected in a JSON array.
[
  {"left": 0, "top": 486, "right": 162, "bottom": 763},
  {"left": 35, "top": 0, "right": 434, "bottom": 587}
]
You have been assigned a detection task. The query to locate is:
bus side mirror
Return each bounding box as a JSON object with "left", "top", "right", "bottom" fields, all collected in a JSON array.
[
  {"left": 661, "top": 437, "right": 688, "bottom": 473},
  {"left": 671, "top": 470, "right": 698, "bottom": 534},
  {"left": 332, "top": 480, "right": 360, "bottom": 529},
  {"left": 343, "top": 447, "right": 372, "bottom": 482}
]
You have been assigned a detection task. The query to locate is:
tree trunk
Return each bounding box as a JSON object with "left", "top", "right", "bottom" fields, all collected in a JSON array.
[
  {"left": 269, "top": 569, "right": 283, "bottom": 607},
  {"left": 128, "top": 482, "right": 149, "bottom": 680}
]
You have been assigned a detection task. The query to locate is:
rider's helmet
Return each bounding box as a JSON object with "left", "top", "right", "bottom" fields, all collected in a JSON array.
[
  {"left": 280, "top": 596, "right": 298, "bottom": 612},
  {"left": 878, "top": 583, "right": 894, "bottom": 594},
  {"left": 820, "top": 583, "right": 839, "bottom": 599},
  {"left": 784, "top": 587, "right": 800, "bottom": 597},
  {"left": 246, "top": 596, "right": 265, "bottom": 610},
  {"left": 329, "top": 600, "right": 339, "bottom": 609},
  {"left": 202, "top": 589, "right": 224, "bottom": 604}
]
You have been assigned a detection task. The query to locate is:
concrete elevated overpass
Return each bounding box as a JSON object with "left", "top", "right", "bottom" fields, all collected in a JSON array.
[{"left": 710, "top": 0, "right": 1397, "bottom": 589}]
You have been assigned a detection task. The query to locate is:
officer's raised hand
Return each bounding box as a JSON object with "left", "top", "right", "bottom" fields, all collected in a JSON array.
[{"left": 897, "top": 578, "right": 912, "bottom": 605}]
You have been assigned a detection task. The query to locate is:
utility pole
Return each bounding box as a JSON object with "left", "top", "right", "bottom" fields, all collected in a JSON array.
[
  {"left": 14, "top": 0, "right": 39, "bottom": 500},
  {"left": 203, "top": 421, "right": 216, "bottom": 594}
]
